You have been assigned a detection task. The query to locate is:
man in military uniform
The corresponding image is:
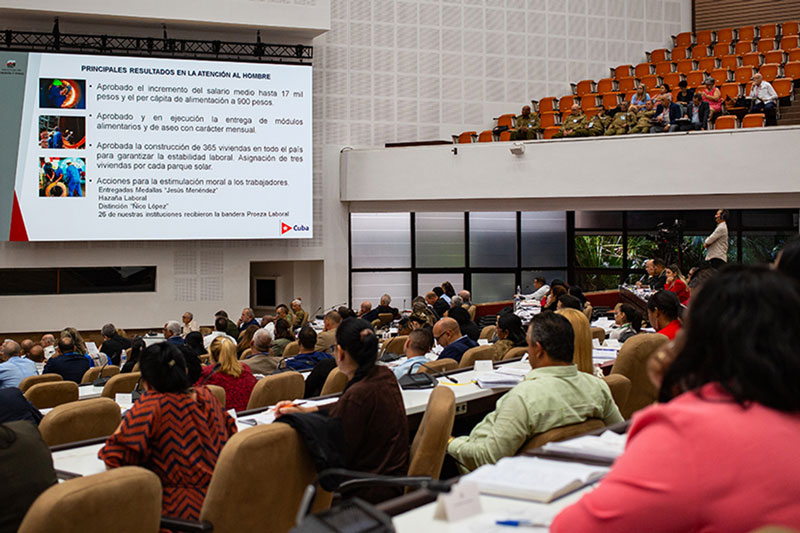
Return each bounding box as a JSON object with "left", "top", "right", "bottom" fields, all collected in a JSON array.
[
  {"left": 629, "top": 98, "right": 657, "bottom": 134},
  {"left": 604, "top": 101, "right": 635, "bottom": 135},
  {"left": 511, "top": 105, "right": 541, "bottom": 140},
  {"left": 552, "top": 104, "right": 588, "bottom": 138},
  {"left": 585, "top": 105, "right": 612, "bottom": 136}
]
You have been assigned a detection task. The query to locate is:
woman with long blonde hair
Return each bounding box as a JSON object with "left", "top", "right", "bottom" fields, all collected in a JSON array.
[
  {"left": 196, "top": 337, "right": 256, "bottom": 411},
  {"left": 556, "top": 308, "right": 593, "bottom": 374}
]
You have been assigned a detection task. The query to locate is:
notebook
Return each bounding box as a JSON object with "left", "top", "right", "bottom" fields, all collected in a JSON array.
[
  {"left": 539, "top": 430, "right": 627, "bottom": 464},
  {"left": 463, "top": 456, "right": 609, "bottom": 503}
]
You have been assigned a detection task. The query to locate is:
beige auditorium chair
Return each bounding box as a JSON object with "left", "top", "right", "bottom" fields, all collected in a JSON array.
[
  {"left": 590, "top": 327, "right": 606, "bottom": 343},
  {"left": 18, "top": 466, "right": 162, "bottom": 533},
  {"left": 416, "top": 359, "right": 457, "bottom": 374},
  {"left": 38, "top": 397, "right": 121, "bottom": 446},
  {"left": 479, "top": 325, "right": 496, "bottom": 340},
  {"left": 80, "top": 365, "right": 121, "bottom": 384},
  {"left": 320, "top": 367, "right": 349, "bottom": 396},
  {"left": 610, "top": 333, "right": 669, "bottom": 418},
  {"left": 246, "top": 371, "right": 305, "bottom": 410},
  {"left": 18, "top": 374, "right": 61, "bottom": 394},
  {"left": 206, "top": 384, "right": 226, "bottom": 407},
  {"left": 502, "top": 346, "right": 529, "bottom": 361},
  {"left": 408, "top": 386, "right": 456, "bottom": 483},
  {"left": 24, "top": 381, "right": 79, "bottom": 409},
  {"left": 602, "top": 374, "right": 632, "bottom": 414},
  {"left": 381, "top": 335, "right": 408, "bottom": 357},
  {"left": 518, "top": 419, "right": 606, "bottom": 453},
  {"left": 101, "top": 372, "right": 141, "bottom": 399},
  {"left": 458, "top": 345, "right": 496, "bottom": 368},
  {"left": 283, "top": 341, "right": 300, "bottom": 357}
]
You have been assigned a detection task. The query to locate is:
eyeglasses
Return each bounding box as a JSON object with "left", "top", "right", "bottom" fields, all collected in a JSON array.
[{"left": 434, "top": 331, "right": 450, "bottom": 343}]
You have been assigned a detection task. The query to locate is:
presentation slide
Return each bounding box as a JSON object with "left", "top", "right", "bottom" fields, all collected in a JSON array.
[{"left": 0, "top": 52, "right": 312, "bottom": 241}]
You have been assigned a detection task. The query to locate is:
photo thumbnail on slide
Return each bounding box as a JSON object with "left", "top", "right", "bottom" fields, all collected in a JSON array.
[
  {"left": 39, "top": 116, "right": 86, "bottom": 149},
  {"left": 39, "top": 157, "right": 86, "bottom": 198},
  {"left": 39, "top": 78, "right": 86, "bottom": 109}
]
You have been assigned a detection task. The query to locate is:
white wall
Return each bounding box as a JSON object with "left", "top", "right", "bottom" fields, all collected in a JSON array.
[{"left": 340, "top": 127, "right": 800, "bottom": 211}]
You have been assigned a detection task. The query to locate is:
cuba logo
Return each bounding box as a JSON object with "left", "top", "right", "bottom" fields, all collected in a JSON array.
[
  {"left": 281, "top": 222, "right": 310, "bottom": 235},
  {"left": 6, "top": 60, "right": 16, "bottom": 68}
]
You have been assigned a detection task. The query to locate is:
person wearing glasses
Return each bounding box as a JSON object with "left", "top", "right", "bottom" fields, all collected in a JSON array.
[{"left": 433, "top": 318, "right": 478, "bottom": 364}]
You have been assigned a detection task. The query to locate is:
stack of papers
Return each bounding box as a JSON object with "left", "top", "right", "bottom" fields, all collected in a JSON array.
[
  {"left": 476, "top": 369, "right": 525, "bottom": 389},
  {"left": 592, "top": 348, "right": 618, "bottom": 363},
  {"left": 464, "top": 456, "right": 609, "bottom": 503},
  {"left": 237, "top": 397, "right": 339, "bottom": 427},
  {"left": 540, "top": 430, "right": 627, "bottom": 463}
]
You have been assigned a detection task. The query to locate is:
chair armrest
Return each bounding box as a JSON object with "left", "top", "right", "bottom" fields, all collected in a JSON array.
[{"left": 160, "top": 516, "right": 214, "bottom": 532}]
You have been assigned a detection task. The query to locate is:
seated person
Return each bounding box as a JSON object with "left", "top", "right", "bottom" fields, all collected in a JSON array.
[
  {"left": 544, "top": 284, "right": 568, "bottom": 312},
  {"left": 647, "top": 290, "right": 682, "bottom": 340},
  {"left": 519, "top": 276, "right": 550, "bottom": 301},
  {"left": 493, "top": 312, "right": 528, "bottom": 360},
  {"left": 664, "top": 264, "right": 690, "bottom": 305},
  {"left": 556, "top": 294, "right": 582, "bottom": 311},
  {"left": 777, "top": 236, "right": 800, "bottom": 282},
  {"left": 203, "top": 316, "right": 237, "bottom": 350},
  {"left": 552, "top": 266, "right": 800, "bottom": 532},
  {"left": 392, "top": 329, "right": 437, "bottom": 378},
  {"left": 636, "top": 258, "right": 668, "bottom": 290},
  {"left": 121, "top": 337, "right": 146, "bottom": 374},
  {"left": 42, "top": 337, "right": 91, "bottom": 384},
  {"left": 276, "top": 318, "right": 409, "bottom": 503},
  {"left": 362, "top": 293, "right": 400, "bottom": 322},
  {"left": 629, "top": 86, "right": 651, "bottom": 111},
  {"left": 99, "top": 323, "right": 131, "bottom": 366},
  {"left": 433, "top": 318, "right": 478, "bottom": 364},
  {"left": 651, "top": 94, "right": 681, "bottom": 133},
  {"left": 447, "top": 312, "right": 623, "bottom": 471},
  {"left": 608, "top": 304, "right": 642, "bottom": 343},
  {"left": 628, "top": 99, "right": 657, "bottom": 134},
  {"left": 99, "top": 343, "right": 236, "bottom": 523},
  {"left": 748, "top": 72, "right": 778, "bottom": 126},
  {"left": 675, "top": 93, "right": 709, "bottom": 131},
  {"left": 553, "top": 104, "right": 588, "bottom": 138},
  {"left": 556, "top": 308, "right": 595, "bottom": 374},
  {"left": 290, "top": 299, "right": 307, "bottom": 328},
  {"left": 0, "top": 388, "right": 43, "bottom": 425},
  {"left": 697, "top": 78, "right": 723, "bottom": 126},
  {"left": 674, "top": 79, "right": 694, "bottom": 104},
  {"left": 283, "top": 326, "right": 334, "bottom": 371},
  {"left": 585, "top": 105, "right": 612, "bottom": 136},
  {"left": 270, "top": 319, "right": 296, "bottom": 358},
  {"left": 240, "top": 329, "right": 282, "bottom": 375},
  {"left": 197, "top": 337, "right": 257, "bottom": 412},
  {"left": 604, "top": 101, "right": 635, "bottom": 135},
  {"left": 511, "top": 105, "right": 541, "bottom": 140},
  {"left": 0, "top": 341, "right": 37, "bottom": 389},
  {"left": 446, "top": 305, "right": 480, "bottom": 342}
]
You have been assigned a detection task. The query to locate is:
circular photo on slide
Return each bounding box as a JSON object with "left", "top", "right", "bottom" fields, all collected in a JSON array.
[
  {"left": 39, "top": 78, "right": 86, "bottom": 109},
  {"left": 39, "top": 157, "right": 86, "bottom": 197},
  {"left": 39, "top": 115, "right": 86, "bottom": 149}
]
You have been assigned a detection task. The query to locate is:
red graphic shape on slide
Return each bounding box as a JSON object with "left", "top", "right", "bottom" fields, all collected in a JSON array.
[
  {"left": 281, "top": 222, "right": 292, "bottom": 235},
  {"left": 9, "top": 191, "right": 29, "bottom": 241}
]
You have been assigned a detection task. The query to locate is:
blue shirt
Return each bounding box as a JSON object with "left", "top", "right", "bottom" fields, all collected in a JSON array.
[
  {"left": 0, "top": 357, "right": 38, "bottom": 389},
  {"left": 43, "top": 352, "right": 92, "bottom": 384},
  {"left": 64, "top": 164, "right": 81, "bottom": 186},
  {"left": 49, "top": 131, "right": 63, "bottom": 148},
  {"left": 438, "top": 335, "right": 479, "bottom": 364},
  {"left": 283, "top": 351, "right": 334, "bottom": 371}
]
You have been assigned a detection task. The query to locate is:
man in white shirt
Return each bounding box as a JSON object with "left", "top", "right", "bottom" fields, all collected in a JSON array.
[
  {"left": 521, "top": 277, "right": 550, "bottom": 302},
  {"left": 704, "top": 209, "right": 729, "bottom": 269},
  {"left": 748, "top": 73, "right": 778, "bottom": 126},
  {"left": 181, "top": 311, "right": 199, "bottom": 336},
  {"left": 203, "top": 316, "right": 237, "bottom": 349}
]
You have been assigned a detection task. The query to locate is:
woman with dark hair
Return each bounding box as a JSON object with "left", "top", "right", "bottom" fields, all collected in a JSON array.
[
  {"left": 270, "top": 318, "right": 296, "bottom": 358},
  {"left": 552, "top": 266, "right": 800, "bottom": 532},
  {"left": 99, "top": 342, "right": 236, "bottom": 523},
  {"left": 275, "top": 318, "right": 409, "bottom": 503},
  {"left": 568, "top": 285, "right": 588, "bottom": 306},
  {"left": 493, "top": 312, "right": 527, "bottom": 360},
  {"left": 441, "top": 281, "right": 456, "bottom": 303},
  {"left": 236, "top": 324, "right": 260, "bottom": 357},
  {"left": 777, "top": 236, "right": 800, "bottom": 282},
  {"left": 609, "top": 304, "right": 642, "bottom": 343},
  {"left": 545, "top": 284, "right": 568, "bottom": 312},
  {"left": 646, "top": 290, "right": 681, "bottom": 340},
  {"left": 181, "top": 331, "right": 205, "bottom": 382},
  {"left": 664, "top": 264, "right": 690, "bottom": 305},
  {"left": 121, "top": 337, "right": 146, "bottom": 373}
]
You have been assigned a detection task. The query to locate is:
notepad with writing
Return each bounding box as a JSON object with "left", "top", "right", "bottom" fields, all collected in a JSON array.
[{"left": 463, "top": 456, "right": 609, "bottom": 503}]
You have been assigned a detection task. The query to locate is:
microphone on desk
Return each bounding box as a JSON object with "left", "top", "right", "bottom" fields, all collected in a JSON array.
[
  {"left": 91, "top": 361, "right": 112, "bottom": 387},
  {"left": 397, "top": 361, "right": 458, "bottom": 389},
  {"left": 415, "top": 362, "right": 459, "bottom": 384},
  {"left": 310, "top": 306, "right": 323, "bottom": 320}
]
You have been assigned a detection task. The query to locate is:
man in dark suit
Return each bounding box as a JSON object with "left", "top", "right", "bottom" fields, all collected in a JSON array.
[
  {"left": 447, "top": 306, "right": 481, "bottom": 342},
  {"left": 362, "top": 293, "right": 399, "bottom": 322},
  {"left": 426, "top": 291, "right": 449, "bottom": 319},
  {"left": 650, "top": 93, "right": 682, "bottom": 133},
  {"left": 434, "top": 318, "right": 478, "bottom": 364},
  {"left": 675, "top": 93, "right": 710, "bottom": 131},
  {"left": 99, "top": 323, "right": 131, "bottom": 365},
  {"left": 42, "top": 337, "right": 91, "bottom": 384}
]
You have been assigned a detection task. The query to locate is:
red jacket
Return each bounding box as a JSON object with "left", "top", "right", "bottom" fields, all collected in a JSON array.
[{"left": 665, "top": 279, "right": 690, "bottom": 305}]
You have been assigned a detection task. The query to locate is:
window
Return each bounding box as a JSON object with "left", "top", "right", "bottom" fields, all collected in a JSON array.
[
  {"left": 415, "top": 213, "right": 465, "bottom": 268},
  {"left": 0, "top": 267, "right": 156, "bottom": 296},
  {"left": 351, "top": 213, "right": 411, "bottom": 269},
  {"left": 469, "top": 212, "right": 516, "bottom": 268}
]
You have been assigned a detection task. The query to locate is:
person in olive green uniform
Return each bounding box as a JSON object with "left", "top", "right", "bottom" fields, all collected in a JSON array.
[
  {"left": 552, "top": 104, "right": 588, "bottom": 138},
  {"left": 585, "top": 105, "right": 612, "bottom": 136},
  {"left": 629, "top": 99, "right": 657, "bottom": 134},
  {"left": 290, "top": 299, "right": 306, "bottom": 328},
  {"left": 604, "top": 101, "right": 635, "bottom": 136},
  {"left": 511, "top": 105, "right": 541, "bottom": 140}
]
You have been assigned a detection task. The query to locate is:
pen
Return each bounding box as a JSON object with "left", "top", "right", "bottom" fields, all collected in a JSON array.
[{"left": 495, "top": 519, "right": 548, "bottom": 527}]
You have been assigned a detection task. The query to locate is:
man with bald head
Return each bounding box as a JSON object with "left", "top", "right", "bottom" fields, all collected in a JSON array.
[
  {"left": 27, "top": 345, "right": 45, "bottom": 363},
  {"left": 241, "top": 328, "right": 281, "bottom": 375},
  {"left": 553, "top": 104, "right": 588, "bottom": 138},
  {"left": 19, "top": 339, "right": 34, "bottom": 358},
  {"left": 40, "top": 334, "right": 56, "bottom": 360},
  {"left": 0, "top": 340, "right": 38, "bottom": 389},
  {"left": 433, "top": 317, "right": 478, "bottom": 364},
  {"left": 748, "top": 72, "right": 778, "bottom": 125},
  {"left": 511, "top": 105, "right": 541, "bottom": 140}
]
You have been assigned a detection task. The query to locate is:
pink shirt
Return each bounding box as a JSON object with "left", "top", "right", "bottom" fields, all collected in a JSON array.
[{"left": 552, "top": 384, "right": 800, "bottom": 533}]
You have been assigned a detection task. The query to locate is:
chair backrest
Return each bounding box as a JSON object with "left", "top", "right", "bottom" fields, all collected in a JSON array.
[
  {"left": 713, "top": 43, "right": 731, "bottom": 57},
  {"left": 734, "top": 66, "right": 755, "bottom": 83},
  {"left": 737, "top": 25, "right": 757, "bottom": 42},
  {"left": 772, "top": 77, "right": 794, "bottom": 97},
  {"left": 467, "top": 305, "right": 477, "bottom": 321},
  {"left": 709, "top": 68, "right": 731, "bottom": 85},
  {"left": 496, "top": 113, "right": 515, "bottom": 129},
  {"left": 719, "top": 54, "right": 739, "bottom": 70},
  {"left": 416, "top": 358, "right": 457, "bottom": 374},
  {"left": 742, "top": 113, "right": 766, "bottom": 128},
  {"left": 502, "top": 346, "right": 528, "bottom": 361},
  {"left": 693, "top": 45, "right": 712, "bottom": 58},
  {"left": 377, "top": 313, "right": 393, "bottom": 327},
  {"left": 695, "top": 30, "right": 714, "bottom": 46},
  {"left": 697, "top": 56, "right": 718, "bottom": 72},
  {"left": 686, "top": 70, "right": 706, "bottom": 86},
  {"left": 601, "top": 92, "right": 622, "bottom": 108},
  {"left": 654, "top": 60, "right": 674, "bottom": 75},
  {"left": 590, "top": 327, "right": 606, "bottom": 343},
  {"left": 788, "top": 48, "right": 800, "bottom": 62},
  {"left": 672, "top": 46, "right": 691, "bottom": 60},
  {"left": 575, "top": 79, "right": 594, "bottom": 96},
  {"left": 536, "top": 97, "right": 558, "bottom": 113},
  {"left": 617, "top": 76, "right": 636, "bottom": 92},
  {"left": 759, "top": 63, "right": 780, "bottom": 81},
  {"left": 714, "top": 115, "right": 737, "bottom": 130},
  {"left": 320, "top": 367, "right": 348, "bottom": 396},
  {"left": 246, "top": 371, "right": 305, "bottom": 410},
  {"left": 540, "top": 112, "right": 559, "bottom": 128},
  {"left": 283, "top": 341, "right": 300, "bottom": 357},
  {"left": 674, "top": 31, "right": 693, "bottom": 48},
  {"left": 477, "top": 130, "right": 493, "bottom": 142},
  {"left": 662, "top": 72, "right": 682, "bottom": 87},
  {"left": 633, "top": 62, "right": 652, "bottom": 78},
  {"left": 479, "top": 325, "right": 496, "bottom": 340},
  {"left": 101, "top": 372, "right": 141, "bottom": 399},
  {"left": 24, "top": 381, "right": 79, "bottom": 409},
  {"left": 18, "top": 373, "right": 61, "bottom": 393},
  {"left": 785, "top": 61, "right": 800, "bottom": 79},
  {"left": 459, "top": 345, "right": 496, "bottom": 368},
  {"left": 735, "top": 40, "right": 755, "bottom": 55},
  {"left": 18, "top": 466, "right": 162, "bottom": 533},
  {"left": 206, "top": 384, "right": 226, "bottom": 407},
  {"left": 38, "top": 397, "right": 121, "bottom": 446},
  {"left": 542, "top": 126, "right": 561, "bottom": 139},
  {"left": 559, "top": 95, "right": 577, "bottom": 109},
  {"left": 518, "top": 419, "right": 606, "bottom": 453},
  {"left": 649, "top": 48, "right": 669, "bottom": 63},
  {"left": 382, "top": 335, "right": 408, "bottom": 357},
  {"left": 612, "top": 64, "right": 633, "bottom": 80},
  {"left": 783, "top": 21, "right": 800, "bottom": 36},
  {"left": 716, "top": 28, "right": 736, "bottom": 44},
  {"left": 498, "top": 130, "right": 512, "bottom": 141},
  {"left": 762, "top": 50, "right": 786, "bottom": 65},
  {"left": 674, "top": 58, "right": 695, "bottom": 73},
  {"left": 456, "top": 131, "right": 476, "bottom": 143},
  {"left": 759, "top": 23, "right": 779, "bottom": 40},
  {"left": 596, "top": 78, "right": 615, "bottom": 93},
  {"left": 80, "top": 365, "right": 121, "bottom": 384},
  {"left": 781, "top": 35, "right": 800, "bottom": 51},
  {"left": 602, "top": 374, "right": 632, "bottom": 414},
  {"left": 580, "top": 95, "right": 597, "bottom": 112},
  {"left": 757, "top": 39, "right": 777, "bottom": 53},
  {"left": 408, "top": 386, "right": 455, "bottom": 482},
  {"left": 200, "top": 424, "right": 327, "bottom": 532},
  {"left": 610, "top": 333, "right": 669, "bottom": 418}
]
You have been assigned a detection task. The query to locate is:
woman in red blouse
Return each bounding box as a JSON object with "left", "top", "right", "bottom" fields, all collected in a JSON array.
[
  {"left": 198, "top": 337, "right": 257, "bottom": 412},
  {"left": 647, "top": 290, "right": 682, "bottom": 340},
  {"left": 99, "top": 342, "right": 236, "bottom": 521},
  {"left": 664, "top": 264, "right": 690, "bottom": 305}
]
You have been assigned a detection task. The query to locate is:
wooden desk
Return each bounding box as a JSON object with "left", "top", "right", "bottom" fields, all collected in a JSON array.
[{"left": 619, "top": 286, "right": 650, "bottom": 318}]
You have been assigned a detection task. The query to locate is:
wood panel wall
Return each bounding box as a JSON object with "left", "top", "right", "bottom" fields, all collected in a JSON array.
[{"left": 695, "top": 0, "right": 800, "bottom": 30}]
